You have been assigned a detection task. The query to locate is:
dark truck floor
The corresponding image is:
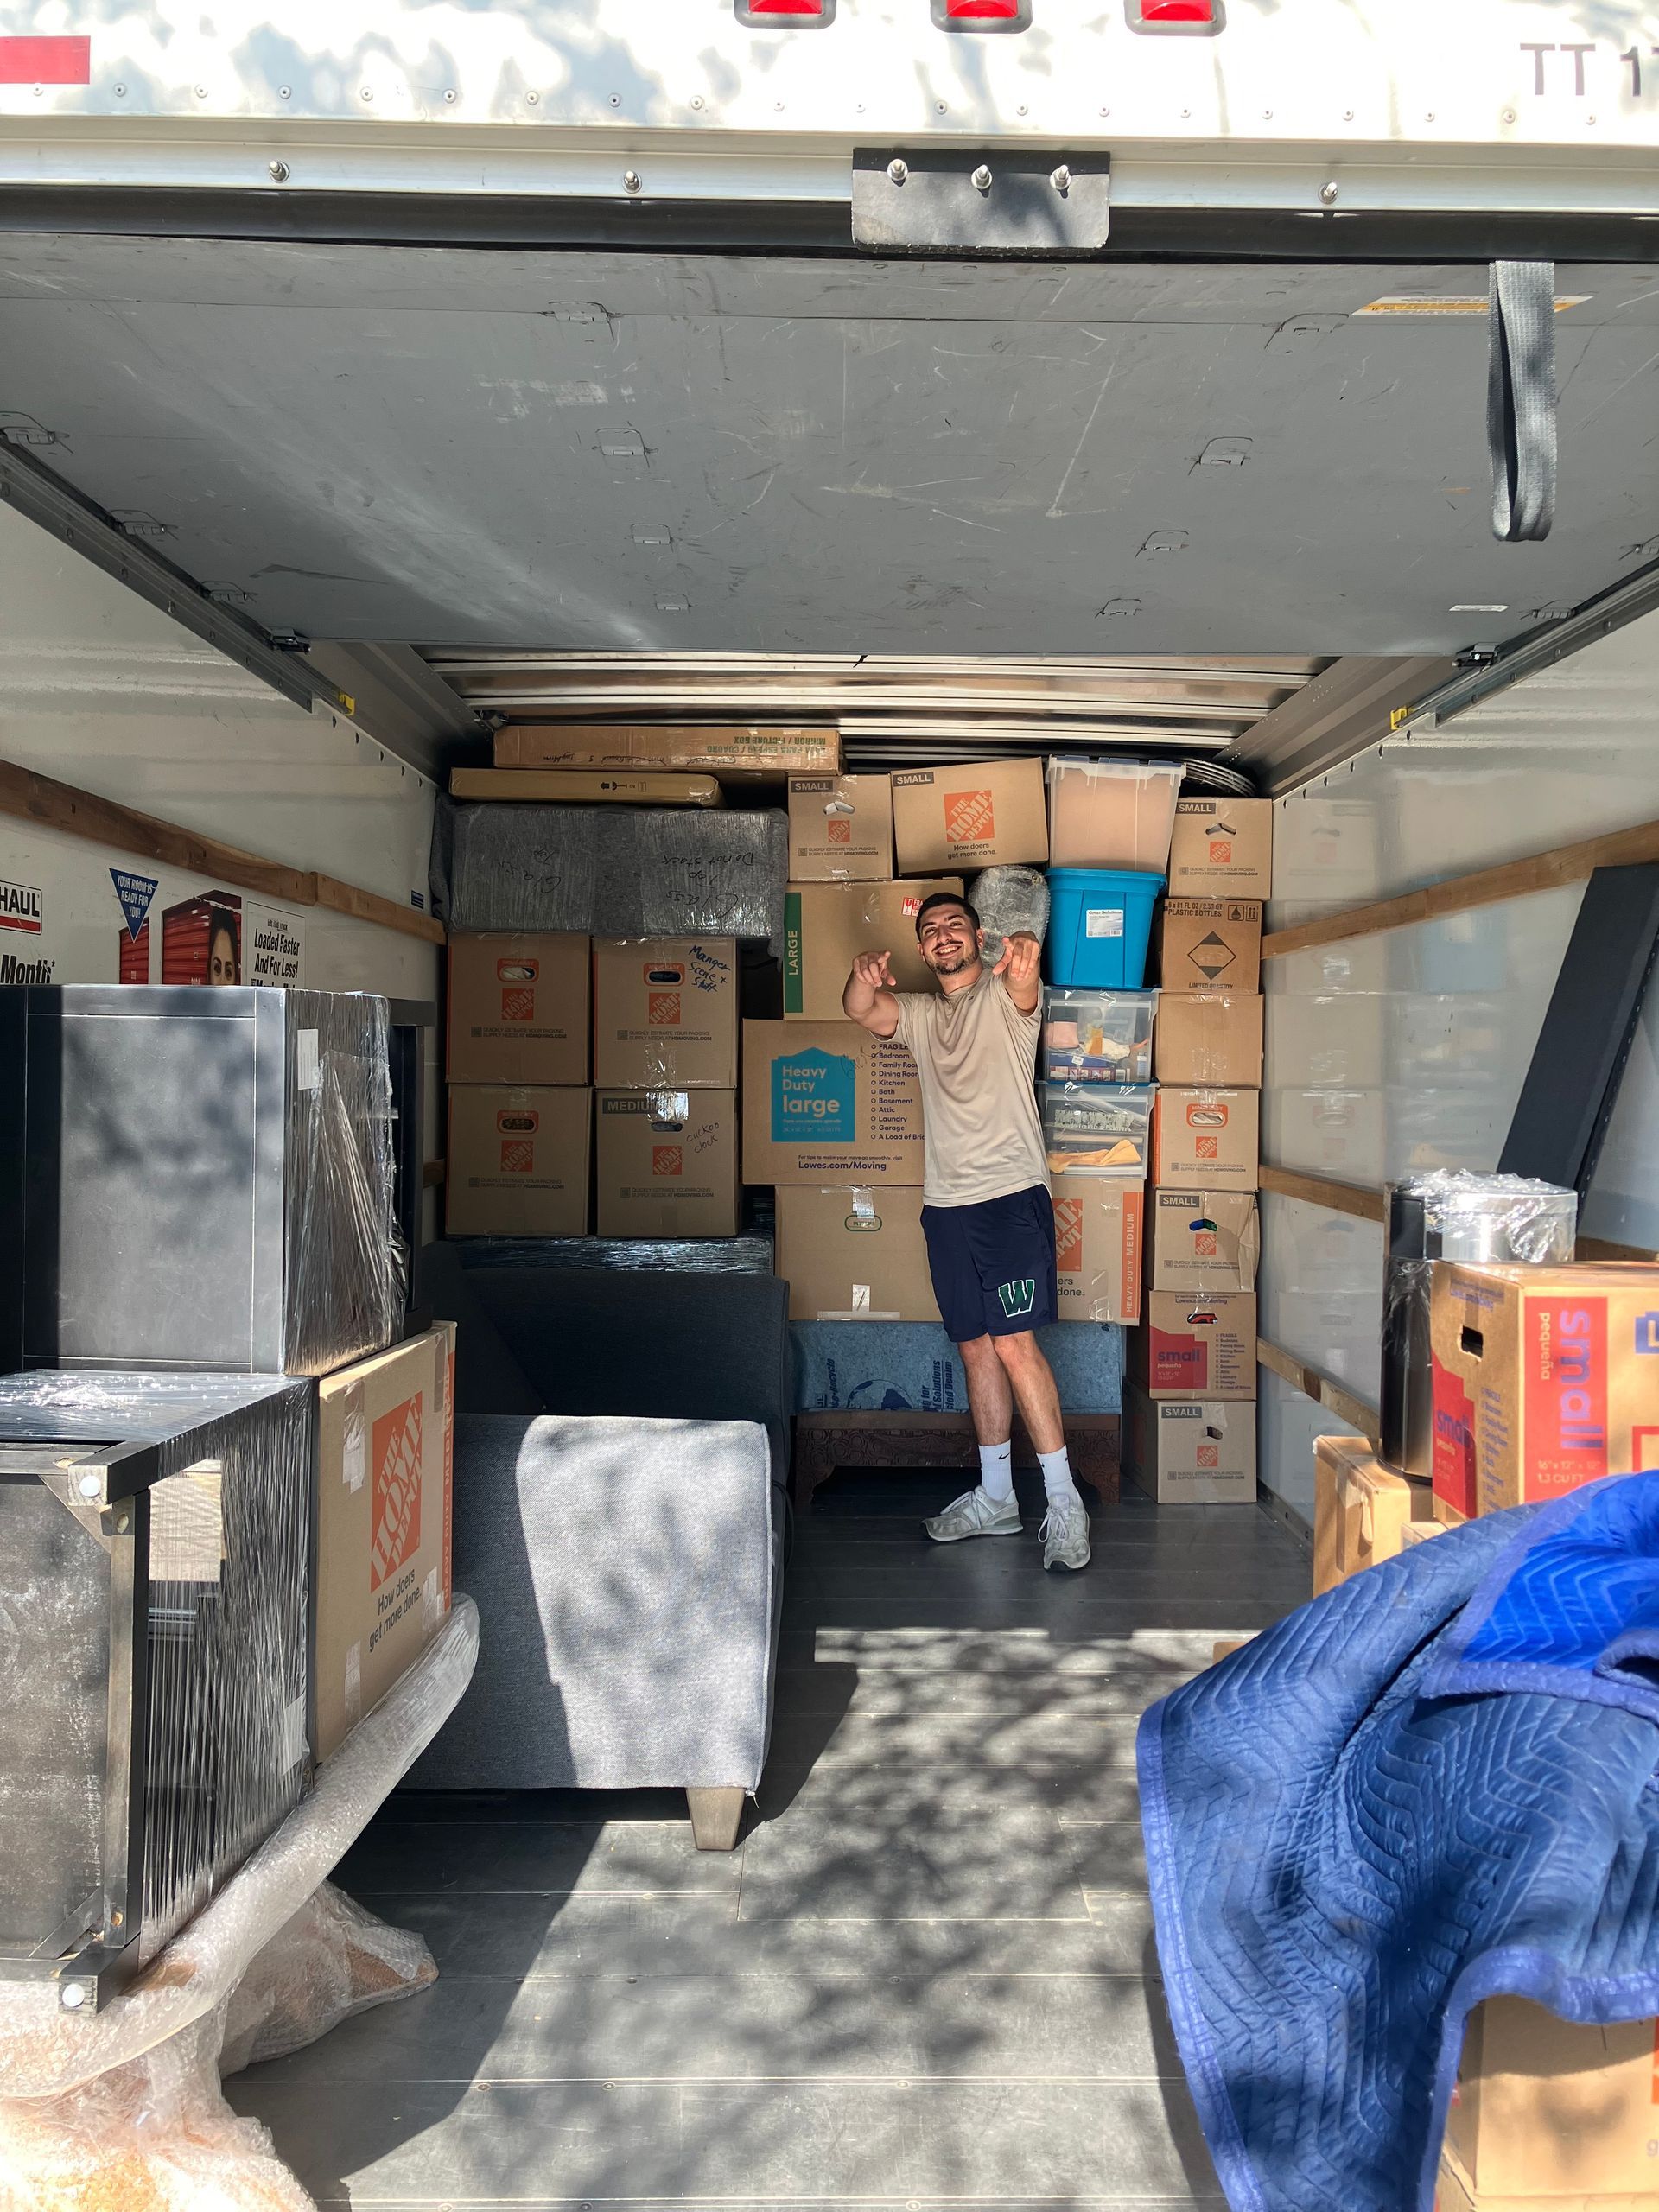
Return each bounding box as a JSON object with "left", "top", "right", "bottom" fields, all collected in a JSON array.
[{"left": 231, "top": 1472, "right": 1311, "bottom": 2209}]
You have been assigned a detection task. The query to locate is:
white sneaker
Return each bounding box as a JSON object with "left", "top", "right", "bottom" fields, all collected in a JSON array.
[
  {"left": 1040, "top": 1491, "right": 1092, "bottom": 1573},
  {"left": 924, "top": 1485, "right": 1022, "bottom": 1543}
]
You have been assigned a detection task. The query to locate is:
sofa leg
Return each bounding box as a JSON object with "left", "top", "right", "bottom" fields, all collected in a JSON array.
[{"left": 687, "top": 1786, "right": 746, "bottom": 1853}]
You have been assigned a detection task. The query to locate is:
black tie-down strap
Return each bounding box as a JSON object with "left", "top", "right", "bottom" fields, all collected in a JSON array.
[{"left": 1488, "top": 259, "right": 1557, "bottom": 542}]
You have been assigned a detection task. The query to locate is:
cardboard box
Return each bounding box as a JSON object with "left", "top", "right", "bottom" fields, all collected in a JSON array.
[
  {"left": 1430, "top": 1261, "right": 1659, "bottom": 1520},
  {"left": 742, "top": 1020, "right": 925, "bottom": 1185},
  {"left": 1047, "top": 759, "right": 1183, "bottom": 873},
  {"left": 446, "top": 1084, "right": 591, "bottom": 1236},
  {"left": 1147, "top": 1189, "right": 1261, "bottom": 1294},
  {"left": 788, "top": 774, "right": 894, "bottom": 882},
  {"left": 315, "top": 1323, "right": 454, "bottom": 1764},
  {"left": 1124, "top": 1382, "right": 1256, "bottom": 1504},
  {"left": 594, "top": 1089, "right": 740, "bottom": 1238},
  {"left": 1154, "top": 994, "right": 1265, "bottom": 1088},
  {"left": 450, "top": 767, "right": 724, "bottom": 807},
  {"left": 775, "top": 1185, "right": 939, "bottom": 1321},
  {"left": 1435, "top": 2151, "right": 1659, "bottom": 2212},
  {"left": 891, "top": 758, "right": 1048, "bottom": 871},
  {"left": 1152, "top": 1089, "right": 1261, "bottom": 1190},
  {"left": 493, "top": 722, "right": 841, "bottom": 781},
  {"left": 1053, "top": 1182, "right": 1145, "bottom": 1325},
  {"left": 784, "top": 878, "right": 964, "bottom": 1020},
  {"left": 1154, "top": 900, "right": 1263, "bottom": 995},
  {"left": 1133, "top": 1292, "right": 1257, "bottom": 1399},
  {"left": 447, "top": 931, "right": 590, "bottom": 1086},
  {"left": 593, "top": 937, "right": 739, "bottom": 1088},
  {"left": 1166, "top": 798, "right": 1274, "bottom": 898},
  {"left": 1313, "top": 1433, "right": 1433, "bottom": 1597},
  {"left": 1445, "top": 1999, "right": 1659, "bottom": 2202}
]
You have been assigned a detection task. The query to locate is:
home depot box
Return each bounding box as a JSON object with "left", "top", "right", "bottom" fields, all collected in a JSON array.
[
  {"left": 788, "top": 775, "right": 894, "bottom": 882},
  {"left": 1445, "top": 1999, "right": 1659, "bottom": 2202},
  {"left": 446, "top": 1084, "right": 591, "bottom": 1236},
  {"left": 742, "top": 1020, "right": 925, "bottom": 1185},
  {"left": 1154, "top": 900, "right": 1263, "bottom": 995},
  {"left": 1053, "top": 1182, "right": 1145, "bottom": 1325},
  {"left": 594, "top": 1090, "right": 740, "bottom": 1238},
  {"left": 1132, "top": 1292, "right": 1257, "bottom": 1399},
  {"left": 1148, "top": 1190, "right": 1262, "bottom": 1293},
  {"left": 784, "top": 878, "right": 964, "bottom": 1020},
  {"left": 1124, "top": 1383, "right": 1256, "bottom": 1504},
  {"left": 1154, "top": 994, "right": 1265, "bottom": 1088},
  {"left": 891, "top": 758, "right": 1048, "bottom": 872},
  {"left": 447, "top": 931, "right": 590, "bottom": 1085},
  {"left": 1166, "top": 798, "right": 1274, "bottom": 898},
  {"left": 593, "top": 937, "right": 739, "bottom": 1088},
  {"left": 493, "top": 722, "right": 841, "bottom": 781},
  {"left": 1313, "top": 1433, "right": 1433, "bottom": 1598},
  {"left": 1152, "top": 1089, "right": 1261, "bottom": 1191},
  {"left": 775, "top": 1185, "right": 939, "bottom": 1321},
  {"left": 315, "top": 1323, "right": 455, "bottom": 1764},
  {"left": 1430, "top": 1262, "right": 1659, "bottom": 1521}
]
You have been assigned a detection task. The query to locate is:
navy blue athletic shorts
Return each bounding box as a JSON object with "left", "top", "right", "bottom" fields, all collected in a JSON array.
[{"left": 920, "top": 1184, "right": 1058, "bottom": 1344}]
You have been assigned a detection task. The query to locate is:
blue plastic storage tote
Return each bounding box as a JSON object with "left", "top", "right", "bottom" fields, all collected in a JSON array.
[{"left": 1046, "top": 869, "right": 1164, "bottom": 988}]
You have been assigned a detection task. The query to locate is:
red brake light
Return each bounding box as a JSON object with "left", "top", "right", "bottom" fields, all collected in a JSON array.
[
  {"left": 1135, "top": 0, "right": 1217, "bottom": 19},
  {"left": 933, "top": 0, "right": 1030, "bottom": 27},
  {"left": 736, "top": 0, "right": 830, "bottom": 19}
]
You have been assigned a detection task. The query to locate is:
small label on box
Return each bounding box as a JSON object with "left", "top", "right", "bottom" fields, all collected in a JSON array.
[
  {"left": 296, "top": 1029, "right": 320, "bottom": 1090},
  {"left": 283, "top": 1694, "right": 308, "bottom": 1770},
  {"left": 1085, "top": 909, "right": 1125, "bottom": 938}
]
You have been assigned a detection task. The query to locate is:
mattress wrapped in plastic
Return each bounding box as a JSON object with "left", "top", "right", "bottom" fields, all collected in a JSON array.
[
  {"left": 0, "top": 985, "right": 402, "bottom": 1379},
  {"left": 452, "top": 1234, "right": 774, "bottom": 1274},
  {"left": 791, "top": 1320, "right": 1123, "bottom": 1414},
  {"left": 431, "top": 800, "right": 788, "bottom": 939},
  {"left": 0, "top": 1370, "right": 314, "bottom": 2001}
]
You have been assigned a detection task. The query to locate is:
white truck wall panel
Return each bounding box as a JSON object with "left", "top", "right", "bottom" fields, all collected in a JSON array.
[
  {"left": 1, "top": 0, "right": 1656, "bottom": 162},
  {"left": 1257, "top": 1366, "right": 1362, "bottom": 1531},
  {"left": 1256, "top": 1191, "right": 1383, "bottom": 1405}
]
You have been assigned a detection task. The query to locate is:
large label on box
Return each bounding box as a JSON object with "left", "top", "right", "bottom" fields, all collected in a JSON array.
[{"left": 772, "top": 1046, "right": 857, "bottom": 1142}]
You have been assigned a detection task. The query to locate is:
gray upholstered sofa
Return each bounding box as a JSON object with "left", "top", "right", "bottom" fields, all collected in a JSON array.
[{"left": 410, "top": 1243, "right": 791, "bottom": 1849}]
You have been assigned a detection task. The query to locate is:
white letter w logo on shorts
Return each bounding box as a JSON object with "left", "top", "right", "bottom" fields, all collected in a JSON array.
[{"left": 996, "top": 1278, "right": 1037, "bottom": 1319}]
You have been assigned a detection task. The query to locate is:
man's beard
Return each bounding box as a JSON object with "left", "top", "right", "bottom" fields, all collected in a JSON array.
[{"left": 930, "top": 950, "right": 973, "bottom": 976}]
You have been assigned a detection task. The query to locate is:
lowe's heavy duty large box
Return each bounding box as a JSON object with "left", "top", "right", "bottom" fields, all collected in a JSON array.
[
  {"left": 0, "top": 987, "right": 401, "bottom": 1378},
  {"left": 0, "top": 1369, "right": 313, "bottom": 2010}
]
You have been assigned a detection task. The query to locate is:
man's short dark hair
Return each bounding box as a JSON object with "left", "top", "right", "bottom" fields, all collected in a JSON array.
[{"left": 914, "top": 891, "right": 981, "bottom": 939}]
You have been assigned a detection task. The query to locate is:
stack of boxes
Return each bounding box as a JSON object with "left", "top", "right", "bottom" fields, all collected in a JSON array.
[{"left": 1120, "top": 798, "right": 1271, "bottom": 1503}]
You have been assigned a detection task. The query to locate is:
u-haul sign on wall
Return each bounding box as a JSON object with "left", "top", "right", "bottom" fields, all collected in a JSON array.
[{"left": 0, "top": 819, "right": 304, "bottom": 988}]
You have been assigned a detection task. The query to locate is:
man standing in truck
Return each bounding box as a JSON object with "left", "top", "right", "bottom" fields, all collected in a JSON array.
[{"left": 842, "top": 891, "right": 1090, "bottom": 1572}]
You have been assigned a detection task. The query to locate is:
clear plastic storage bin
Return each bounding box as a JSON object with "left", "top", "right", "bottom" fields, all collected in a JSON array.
[
  {"left": 1046, "top": 759, "right": 1183, "bottom": 872},
  {"left": 1043, "top": 988, "right": 1157, "bottom": 1084},
  {"left": 1042, "top": 1082, "right": 1156, "bottom": 1178}
]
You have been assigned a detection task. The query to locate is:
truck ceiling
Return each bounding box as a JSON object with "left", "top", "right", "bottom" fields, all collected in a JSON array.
[{"left": 0, "top": 238, "right": 1653, "bottom": 667}]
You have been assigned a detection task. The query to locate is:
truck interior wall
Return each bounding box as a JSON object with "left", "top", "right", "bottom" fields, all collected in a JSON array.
[
  {"left": 1261, "top": 606, "right": 1659, "bottom": 1525},
  {"left": 0, "top": 499, "right": 442, "bottom": 1230}
]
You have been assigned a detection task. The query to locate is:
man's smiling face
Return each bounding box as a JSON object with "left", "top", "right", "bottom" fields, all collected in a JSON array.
[{"left": 917, "top": 902, "right": 982, "bottom": 979}]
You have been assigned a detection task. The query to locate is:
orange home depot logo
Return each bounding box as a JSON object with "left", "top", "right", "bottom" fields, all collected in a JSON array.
[
  {"left": 652, "top": 1146, "right": 683, "bottom": 1177},
  {"left": 1207, "top": 836, "right": 1234, "bottom": 864},
  {"left": 1197, "top": 1445, "right": 1220, "bottom": 1469},
  {"left": 1194, "top": 1229, "right": 1217, "bottom": 1257},
  {"left": 497, "top": 956, "right": 538, "bottom": 1022},
  {"left": 369, "top": 1393, "right": 423, "bottom": 1592},
  {"left": 497, "top": 1107, "right": 538, "bottom": 1173},
  {"left": 647, "top": 991, "right": 683, "bottom": 1027},
  {"left": 1187, "top": 1101, "right": 1228, "bottom": 1159},
  {"left": 1053, "top": 1198, "right": 1084, "bottom": 1274},
  {"left": 827, "top": 818, "right": 851, "bottom": 844},
  {"left": 944, "top": 787, "right": 995, "bottom": 845}
]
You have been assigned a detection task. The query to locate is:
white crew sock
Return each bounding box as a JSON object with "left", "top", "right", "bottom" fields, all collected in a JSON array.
[
  {"left": 978, "top": 1440, "right": 1015, "bottom": 1503},
  {"left": 1038, "top": 1446, "right": 1079, "bottom": 1504}
]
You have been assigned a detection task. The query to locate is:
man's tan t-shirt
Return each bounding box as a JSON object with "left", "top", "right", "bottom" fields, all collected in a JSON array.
[{"left": 892, "top": 973, "right": 1047, "bottom": 1207}]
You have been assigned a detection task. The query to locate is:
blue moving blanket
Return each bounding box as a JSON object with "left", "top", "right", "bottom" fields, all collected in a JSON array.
[{"left": 1138, "top": 1473, "right": 1659, "bottom": 2212}]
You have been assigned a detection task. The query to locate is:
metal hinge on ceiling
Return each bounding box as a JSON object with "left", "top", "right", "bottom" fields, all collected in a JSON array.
[{"left": 851, "top": 148, "right": 1109, "bottom": 255}]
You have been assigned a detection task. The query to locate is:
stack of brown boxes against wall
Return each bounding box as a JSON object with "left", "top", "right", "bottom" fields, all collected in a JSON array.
[
  {"left": 1126, "top": 799, "right": 1270, "bottom": 1503},
  {"left": 768, "top": 772, "right": 938, "bottom": 1316},
  {"left": 445, "top": 931, "right": 594, "bottom": 1236},
  {"left": 592, "top": 938, "right": 742, "bottom": 1238}
]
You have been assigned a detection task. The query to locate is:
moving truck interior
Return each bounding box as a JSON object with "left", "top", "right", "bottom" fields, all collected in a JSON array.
[{"left": 2, "top": 2, "right": 1658, "bottom": 2204}]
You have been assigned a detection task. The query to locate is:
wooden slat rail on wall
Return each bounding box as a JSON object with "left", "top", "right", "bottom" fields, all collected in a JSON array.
[
  {"left": 1262, "top": 813, "right": 1659, "bottom": 962},
  {"left": 0, "top": 753, "right": 444, "bottom": 947},
  {"left": 1256, "top": 1338, "right": 1381, "bottom": 1447},
  {"left": 1259, "top": 1161, "right": 1658, "bottom": 1263}
]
